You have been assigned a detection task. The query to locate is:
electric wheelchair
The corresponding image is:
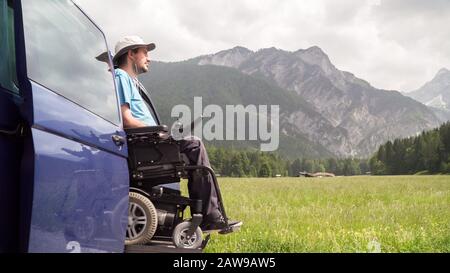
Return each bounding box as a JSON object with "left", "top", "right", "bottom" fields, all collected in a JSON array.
[{"left": 124, "top": 125, "right": 239, "bottom": 249}]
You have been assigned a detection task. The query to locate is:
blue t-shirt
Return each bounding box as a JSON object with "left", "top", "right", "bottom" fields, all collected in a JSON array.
[{"left": 115, "top": 68, "right": 157, "bottom": 126}]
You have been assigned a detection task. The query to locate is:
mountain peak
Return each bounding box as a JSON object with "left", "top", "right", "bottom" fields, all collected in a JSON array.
[
  {"left": 214, "top": 46, "right": 253, "bottom": 56},
  {"left": 294, "top": 46, "right": 327, "bottom": 56},
  {"left": 431, "top": 67, "right": 450, "bottom": 83},
  {"left": 406, "top": 67, "right": 450, "bottom": 114},
  {"left": 437, "top": 67, "right": 450, "bottom": 77},
  {"left": 229, "top": 46, "right": 253, "bottom": 54},
  {"left": 257, "top": 47, "right": 282, "bottom": 54},
  {"left": 305, "top": 45, "right": 326, "bottom": 55},
  {"left": 294, "top": 46, "right": 335, "bottom": 75},
  {"left": 197, "top": 46, "right": 253, "bottom": 68}
]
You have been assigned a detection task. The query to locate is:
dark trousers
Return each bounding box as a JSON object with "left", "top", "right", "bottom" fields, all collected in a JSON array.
[{"left": 179, "top": 136, "right": 221, "bottom": 221}]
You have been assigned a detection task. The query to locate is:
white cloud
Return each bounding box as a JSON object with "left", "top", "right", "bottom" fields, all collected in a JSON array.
[{"left": 75, "top": 0, "right": 450, "bottom": 91}]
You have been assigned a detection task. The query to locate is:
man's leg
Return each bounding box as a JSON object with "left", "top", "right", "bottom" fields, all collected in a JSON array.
[{"left": 179, "top": 136, "right": 222, "bottom": 222}]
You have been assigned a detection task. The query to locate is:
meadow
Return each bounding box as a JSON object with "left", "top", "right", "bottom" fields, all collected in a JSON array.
[{"left": 183, "top": 176, "right": 450, "bottom": 253}]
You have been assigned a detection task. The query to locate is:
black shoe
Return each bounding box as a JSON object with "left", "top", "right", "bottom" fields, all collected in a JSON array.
[
  {"left": 201, "top": 216, "right": 242, "bottom": 233},
  {"left": 218, "top": 220, "right": 243, "bottom": 234},
  {"left": 201, "top": 216, "right": 228, "bottom": 231}
]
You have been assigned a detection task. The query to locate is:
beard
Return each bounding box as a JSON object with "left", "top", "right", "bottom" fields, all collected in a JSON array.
[{"left": 136, "top": 63, "right": 149, "bottom": 74}]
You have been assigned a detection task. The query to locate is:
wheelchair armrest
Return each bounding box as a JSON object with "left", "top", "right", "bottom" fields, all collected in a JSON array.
[{"left": 125, "top": 125, "right": 169, "bottom": 135}]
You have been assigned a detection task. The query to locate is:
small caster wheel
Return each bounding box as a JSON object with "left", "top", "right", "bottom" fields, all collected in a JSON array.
[{"left": 172, "top": 221, "right": 203, "bottom": 249}]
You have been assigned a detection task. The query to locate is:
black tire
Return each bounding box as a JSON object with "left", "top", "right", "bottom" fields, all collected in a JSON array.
[
  {"left": 172, "top": 221, "right": 203, "bottom": 249},
  {"left": 125, "top": 192, "right": 158, "bottom": 245}
]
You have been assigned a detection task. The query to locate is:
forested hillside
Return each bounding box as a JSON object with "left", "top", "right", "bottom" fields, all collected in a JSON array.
[{"left": 369, "top": 122, "right": 450, "bottom": 174}]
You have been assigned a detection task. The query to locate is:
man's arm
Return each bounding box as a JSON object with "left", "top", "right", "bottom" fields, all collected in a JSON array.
[{"left": 121, "top": 104, "right": 148, "bottom": 128}]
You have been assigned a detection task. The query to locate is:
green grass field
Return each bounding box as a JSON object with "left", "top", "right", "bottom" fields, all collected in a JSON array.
[{"left": 183, "top": 176, "right": 450, "bottom": 253}]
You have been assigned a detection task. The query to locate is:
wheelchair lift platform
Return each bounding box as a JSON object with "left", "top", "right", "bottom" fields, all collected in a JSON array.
[{"left": 124, "top": 240, "right": 203, "bottom": 253}]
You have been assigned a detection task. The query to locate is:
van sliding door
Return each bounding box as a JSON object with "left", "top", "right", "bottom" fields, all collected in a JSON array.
[{"left": 17, "top": 0, "right": 129, "bottom": 252}]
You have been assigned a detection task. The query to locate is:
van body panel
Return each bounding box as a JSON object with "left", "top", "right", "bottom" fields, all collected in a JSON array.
[
  {"left": 27, "top": 127, "right": 128, "bottom": 253},
  {"left": 0, "top": 0, "right": 130, "bottom": 252},
  {"left": 31, "top": 81, "right": 128, "bottom": 157}
]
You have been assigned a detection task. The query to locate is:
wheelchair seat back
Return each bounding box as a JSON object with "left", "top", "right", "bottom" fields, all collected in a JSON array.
[{"left": 125, "top": 126, "right": 186, "bottom": 187}]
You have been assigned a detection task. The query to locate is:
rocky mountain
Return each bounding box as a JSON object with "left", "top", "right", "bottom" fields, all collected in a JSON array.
[
  {"left": 405, "top": 68, "right": 450, "bottom": 122},
  {"left": 191, "top": 46, "right": 441, "bottom": 157},
  {"left": 141, "top": 61, "right": 337, "bottom": 159},
  {"left": 197, "top": 46, "right": 253, "bottom": 68}
]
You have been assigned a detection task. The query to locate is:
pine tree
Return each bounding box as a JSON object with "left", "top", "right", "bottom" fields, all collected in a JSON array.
[
  {"left": 290, "top": 158, "right": 302, "bottom": 176},
  {"left": 259, "top": 161, "right": 271, "bottom": 177}
]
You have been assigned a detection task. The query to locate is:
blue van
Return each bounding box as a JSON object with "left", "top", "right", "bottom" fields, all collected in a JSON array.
[{"left": 1, "top": 0, "right": 129, "bottom": 253}]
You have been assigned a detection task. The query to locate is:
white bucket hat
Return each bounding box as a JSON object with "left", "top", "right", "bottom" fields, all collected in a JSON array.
[
  {"left": 112, "top": 35, "right": 155, "bottom": 65},
  {"left": 95, "top": 51, "right": 112, "bottom": 63},
  {"left": 95, "top": 36, "right": 155, "bottom": 65}
]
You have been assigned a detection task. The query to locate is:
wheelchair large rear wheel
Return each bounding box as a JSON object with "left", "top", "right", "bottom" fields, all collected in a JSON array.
[{"left": 125, "top": 192, "right": 158, "bottom": 245}]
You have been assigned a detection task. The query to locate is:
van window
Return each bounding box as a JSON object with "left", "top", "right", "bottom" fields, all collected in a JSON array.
[
  {"left": 21, "top": 0, "right": 120, "bottom": 125},
  {"left": 0, "top": 0, "right": 19, "bottom": 94}
]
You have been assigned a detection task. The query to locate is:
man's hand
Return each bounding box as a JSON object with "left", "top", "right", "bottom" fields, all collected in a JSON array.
[{"left": 121, "top": 104, "right": 148, "bottom": 128}]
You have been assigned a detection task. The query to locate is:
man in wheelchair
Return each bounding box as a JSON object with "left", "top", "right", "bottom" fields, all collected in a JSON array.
[{"left": 111, "top": 36, "right": 242, "bottom": 248}]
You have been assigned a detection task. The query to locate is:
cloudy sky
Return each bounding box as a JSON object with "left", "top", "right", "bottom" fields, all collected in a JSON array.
[{"left": 75, "top": 0, "right": 450, "bottom": 92}]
